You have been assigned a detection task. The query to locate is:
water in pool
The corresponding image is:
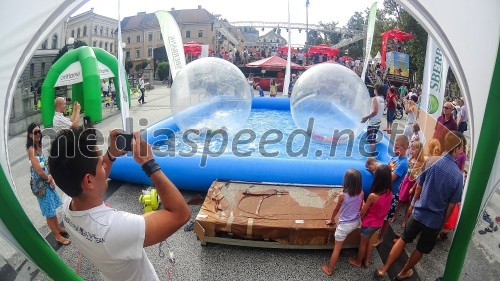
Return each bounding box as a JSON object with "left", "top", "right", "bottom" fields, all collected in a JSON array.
[{"left": 154, "top": 109, "right": 375, "bottom": 160}]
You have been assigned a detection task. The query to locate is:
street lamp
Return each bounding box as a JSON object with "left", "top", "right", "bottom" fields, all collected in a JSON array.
[{"left": 67, "top": 37, "right": 75, "bottom": 50}]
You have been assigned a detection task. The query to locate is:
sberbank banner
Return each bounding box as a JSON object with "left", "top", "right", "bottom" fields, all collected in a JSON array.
[
  {"left": 420, "top": 35, "right": 449, "bottom": 119},
  {"left": 55, "top": 61, "right": 114, "bottom": 87},
  {"left": 156, "top": 10, "right": 186, "bottom": 81}
]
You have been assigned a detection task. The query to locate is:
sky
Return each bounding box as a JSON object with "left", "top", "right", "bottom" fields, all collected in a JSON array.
[{"left": 73, "top": 0, "right": 378, "bottom": 46}]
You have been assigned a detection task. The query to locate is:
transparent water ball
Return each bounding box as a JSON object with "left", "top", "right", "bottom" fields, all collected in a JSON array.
[
  {"left": 170, "top": 57, "right": 252, "bottom": 134},
  {"left": 290, "top": 63, "right": 370, "bottom": 143}
]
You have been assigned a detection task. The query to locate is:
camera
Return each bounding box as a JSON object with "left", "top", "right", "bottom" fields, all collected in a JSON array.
[{"left": 116, "top": 133, "right": 134, "bottom": 151}]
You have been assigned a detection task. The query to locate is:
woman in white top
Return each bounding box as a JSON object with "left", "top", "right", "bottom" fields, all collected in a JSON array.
[
  {"left": 403, "top": 95, "right": 419, "bottom": 138},
  {"left": 361, "top": 86, "right": 385, "bottom": 153}
]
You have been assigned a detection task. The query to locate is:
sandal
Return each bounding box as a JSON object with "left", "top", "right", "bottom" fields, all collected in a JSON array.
[
  {"left": 396, "top": 269, "right": 414, "bottom": 280},
  {"left": 56, "top": 238, "right": 71, "bottom": 245},
  {"left": 321, "top": 264, "right": 332, "bottom": 276},
  {"left": 60, "top": 231, "right": 69, "bottom": 238},
  {"left": 374, "top": 269, "right": 387, "bottom": 278}
]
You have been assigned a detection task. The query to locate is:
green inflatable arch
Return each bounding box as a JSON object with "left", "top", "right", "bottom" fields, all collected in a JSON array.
[{"left": 41, "top": 46, "right": 130, "bottom": 126}]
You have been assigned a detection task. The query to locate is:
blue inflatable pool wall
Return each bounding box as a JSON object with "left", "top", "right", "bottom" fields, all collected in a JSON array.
[{"left": 109, "top": 97, "right": 392, "bottom": 194}]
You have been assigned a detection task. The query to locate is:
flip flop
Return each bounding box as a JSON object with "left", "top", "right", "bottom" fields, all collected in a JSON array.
[
  {"left": 321, "top": 264, "right": 332, "bottom": 276},
  {"left": 56, "top": 238, "right": 71, "bottom": 245},
  {"left": 374, "top": 269, "right": 387, "bottom": 278},
  {"left": 396, "top": 269, "right": 414, "bottom": 280}
]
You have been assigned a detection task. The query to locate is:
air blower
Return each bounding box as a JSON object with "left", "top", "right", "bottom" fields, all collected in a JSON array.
[{"left": 139, "top": 188, "right": 160, "bottom": 213}]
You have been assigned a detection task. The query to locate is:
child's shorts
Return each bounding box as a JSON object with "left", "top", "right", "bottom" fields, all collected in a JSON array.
[
  {"left": 334, "top": 219, "right": 360, "bottom": 241},
  {"left": 360, "top": 226, "right": 381, "bottom": 237}
]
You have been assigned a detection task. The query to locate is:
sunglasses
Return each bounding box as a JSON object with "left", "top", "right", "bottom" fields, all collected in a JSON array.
[
  {"left": 443, "top": 107, "right": 453, "bottom": 110},
  {"left": 33, "top": 130, "right": 42, "bottom": 135}
]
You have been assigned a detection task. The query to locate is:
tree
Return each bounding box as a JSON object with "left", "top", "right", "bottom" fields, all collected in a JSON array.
[
  {"left": 319, "top": 21, "right": 342, "bottom": 45},
  {"left": 134, "top": 61, "right": 149, "bottom": 72},
  {"left": 157, "top": 62, "right": 169, "bottom": 81},
  {"left": 125, "top": 59, "right": 133, "bottom": 74},
  {"left": 52, "top": 40, "right": 87, "bottom": 64},
  {"left": 343, "top": 11, "right": 367, "bottom": 59}
]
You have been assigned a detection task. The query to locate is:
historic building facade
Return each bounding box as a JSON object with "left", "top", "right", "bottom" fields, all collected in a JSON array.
[
  {"left": 66, "top": 8, "right": 119, "bottom": 55},
  {"left": 121, "top": 6, "right": 240, "bottom": 75},
  {"left": 9, "top": 22, "right": 67, "bottom": 136}
]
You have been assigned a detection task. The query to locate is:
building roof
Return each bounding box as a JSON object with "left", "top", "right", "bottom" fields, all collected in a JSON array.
[{"left": 121, "top": 8, "right": 216, "bottom": 30}]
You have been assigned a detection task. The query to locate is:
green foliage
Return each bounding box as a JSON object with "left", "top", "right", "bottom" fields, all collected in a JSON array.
[
  {"left": 125, "top": 59, "right": 133, "bottom": 73},
  {"left": 52, "top": 40, "right": 87, "bottom": 64},
  {"left": 341, "top": 0, "right": 428, "bottom": 84},
  {"left": 157, "top": 62, "right": 169, "bottom": 81},
  {"left": 134, "top": 61, "right": 149, "bottom": 72}
]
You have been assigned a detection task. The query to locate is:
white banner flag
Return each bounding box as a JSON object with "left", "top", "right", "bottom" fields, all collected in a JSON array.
[
  {"left": 155, "top": 11, "right": 186, "bottom": 81},
  {"left": 201, "top": 45, "right": 209, "bottom": 58},
  {"left": 361, "top": 1, "right": 378, "bottom": 80},
  {"left": 282, "top": 0, "right": 292, "bottom": 97},
  {"left": 420, "top": 35, "right": 449, "bottom": 120},
  {"left": 117, "top": 0, "right": 131, "bottom": 132}
]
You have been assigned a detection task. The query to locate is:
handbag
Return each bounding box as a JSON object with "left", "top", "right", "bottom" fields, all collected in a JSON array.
[{"left": 30, "top": 176, "right": 47, "bottom": 197}]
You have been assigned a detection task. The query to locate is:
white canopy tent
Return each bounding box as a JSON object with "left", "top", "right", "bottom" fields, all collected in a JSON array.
[{"left": 0, "top": 0, "right": 498, "bottom": 279}]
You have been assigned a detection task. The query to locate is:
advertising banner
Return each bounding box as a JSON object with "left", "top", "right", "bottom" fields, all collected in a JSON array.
[
  {"left": 361, "top": 1, "right": 378, "bottom": 80},
  {"left": 420, "top": 36, "right": 449, "bottom": 120},
  {"left": 55, "top": 61, "right": 82, "bottom": 87},
  {"left": 386, "top": 51, "right": 410, "bottom": 83},
  {"left": 156, "top": 11, "right": 186, "bottom": 81}
]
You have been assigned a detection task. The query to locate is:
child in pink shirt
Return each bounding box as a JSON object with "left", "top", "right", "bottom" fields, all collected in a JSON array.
[{"left": 349, "top": 164, "right": 393, "bottom": 267}]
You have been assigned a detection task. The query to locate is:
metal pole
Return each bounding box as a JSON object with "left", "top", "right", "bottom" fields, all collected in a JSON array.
[{"left": 305, "top": 0, "right": 309, "bottom": 47}]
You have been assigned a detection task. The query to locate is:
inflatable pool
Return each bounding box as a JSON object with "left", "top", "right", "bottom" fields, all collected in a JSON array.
[{"left": 109, "top": 97, "right": 392, "bottom": 192}]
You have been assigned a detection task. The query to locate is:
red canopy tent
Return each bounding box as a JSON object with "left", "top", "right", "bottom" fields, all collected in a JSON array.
[
  {"left": 380, "top": 29, "right": 413, "bottom": 67},
  {"left": 341, "top": 56, "right": 353, "bottom": 61},
  {"left": 183, "top": 41, "right": 201, "bottom": 55},
  {"left": 305, "top": 60, "right": 337, "bottom": 69},
  {"left": 277, "top": 46, "right": 298, "bottom": 54},
  {"left": 246, "top": 56, "right": 304, "bottom": 70},
  {"left": 307, "top": 44, "right": 340, "bottom": 58}
]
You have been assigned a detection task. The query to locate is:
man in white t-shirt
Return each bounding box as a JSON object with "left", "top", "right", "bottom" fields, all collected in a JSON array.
[
  {"left": 48, "top": 128, "right": 190, "bottom": 281},
  {"left": 457, "top": 98, "right": 468, "bottom": 133},
  {"left": 52, "top": 97, "right": 80, "bottom": 131},
  {"left": 361, "top": 85, "right": 385, "bottom": 154}
]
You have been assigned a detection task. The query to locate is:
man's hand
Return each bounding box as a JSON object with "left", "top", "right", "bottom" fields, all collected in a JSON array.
[
  {"left": 108, "top": 129, "right": 128, "bottom": 158},
  {"left": 74, "top": 102, "right": 81, "bottom": 112},
  {"left": 361, "top": 117, "right": 368, "bottom": 123},
  {"left": 132, "top": 131, "right": 153, "bottom": 165}
]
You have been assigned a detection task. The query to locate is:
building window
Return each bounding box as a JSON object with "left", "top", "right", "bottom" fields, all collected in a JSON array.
[
  {"left": 99, "top": 41, "right": 103, "bottom": 48},
  {"left": 159, "top": 32, "right": 163, "bottom": 40},
  {"left": 136, "top": 35, "right": 141, "bottom": 43},
  {"left": 135, "top": 49, "right": 140, "bottom": 58},
  {"left": 126, "top": 51, "right": 130, "bottom": 59},
  {"left": 41, "top": 40, "right": 48, "bottom": 49},
  {"left": 198, "top": 30, "right": 203, "bottom": 38},
  {"left": 30, "top": 63, "right": 34, "bottom": 77},
  {"left": 106, "top": 27, "right": 109, "bottom": 37},
  {"left": 105, "top": 42, "right": 108, "bottom": 51},
  {"left": 77, "top": 28, "right": 81, "bottom": 38},
  {"left": 83, "top": 26, "right": 87, "bottom": 36},
  {"left": 41, "top": 62, "right": 45, "bottom": 76},
  {"left": 126, "top": 37, "right": 130, "bottom": 44},
  {"left": 148, "top": 33, "right": 153, "bottom": 42},
  {"left": 94, "top": 26, "right": 97, "bottom": 35},
  {"left": 110, "top": 43, "right": 113, "bottom": 53},
  {"left": 147, "top": 48, "right": 152, "bottom": 57},
  {"left": 186, "top": 30, "right": 191, "bottom": 38},
  {"left": 100, "top": 27, "right": 103, "bottom": 36},
  {"left": 93, "top": 41, "right": 97, "bottom": 47},
  {"left": 71, "top": 30, "right": 75, "bottom": 38},
  {"left": 52, "top": 34, "right": 58, "bottom": 49}
]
